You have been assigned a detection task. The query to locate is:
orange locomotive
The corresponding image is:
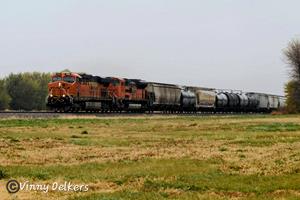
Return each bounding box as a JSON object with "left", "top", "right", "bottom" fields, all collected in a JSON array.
[{"left": 47, "top": 72, "right": 148, "bottom": 112}]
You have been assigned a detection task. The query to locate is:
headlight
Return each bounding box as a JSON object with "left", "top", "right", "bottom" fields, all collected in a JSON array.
[
  {"left": 50, "top": 94, "right": 53, "bottom": 97},
  {"left": 62, "top": 94, "right": 66, "bottom": 97}
]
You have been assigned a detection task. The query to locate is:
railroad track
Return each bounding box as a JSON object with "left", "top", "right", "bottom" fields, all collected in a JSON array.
[{"left": 0, "top": 111, "right": 266, "bottom": 118}]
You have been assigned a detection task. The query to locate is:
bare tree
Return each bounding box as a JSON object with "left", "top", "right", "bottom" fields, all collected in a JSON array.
[
  {"left": 283, "top": 39, "right": 300, "bottom": 80},
  {"left": 284, "top": 39, "right": 300, "bottom": 112}
]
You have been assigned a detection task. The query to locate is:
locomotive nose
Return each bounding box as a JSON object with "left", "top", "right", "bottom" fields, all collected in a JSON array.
[
  {"left": 49, "top": 87, "right": 67, "bottom": 97},
  {"left": 47, "top": 89, "right": 72, "bottom": 107},
  {"left": 48, "top": 81, "right": 69, "bottom": 96},
  {"left": 47, "top": 81, "right": 72, "bottom": 107}
]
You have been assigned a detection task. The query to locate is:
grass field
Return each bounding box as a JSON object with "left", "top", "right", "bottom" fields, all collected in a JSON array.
[{"left": 1, "top": 114, "right": 300, "bottom": 200}]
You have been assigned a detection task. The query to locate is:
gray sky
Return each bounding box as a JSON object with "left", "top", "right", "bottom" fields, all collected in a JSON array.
[{"left": 0, "top": 0, "right": 299, "bottom": 95}]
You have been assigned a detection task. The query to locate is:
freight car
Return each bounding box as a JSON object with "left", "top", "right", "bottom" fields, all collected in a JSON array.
[
  {"left": 246, "top": 93, "right": 268, "bottom": 112},
  {"left": 180, "top": 90, "right": 196, "bottom": 112},
  {"left": 47, "top": 72, "right": 285, "bottom": 113},
  {"left": 185, "top": 87, "right": 216, "bottom": 111},
  {"left": 216, "top": 93, "right": 228, "bottom": 111},
  {"left": 279, "top": 97, "right": 286, "bottom": 109},
  {"left": 145, "top": 82, "right": 181, "bottom": 112}
]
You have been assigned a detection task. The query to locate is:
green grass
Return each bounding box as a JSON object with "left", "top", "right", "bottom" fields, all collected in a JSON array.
[
  {"left": 3, "top": 158, "right": 300, "bottom": 195},
  {"left": 1, "top": 159, "right": 217, "bottom": 181},
  {"left": 1, "top": 114, "right": 300, "bottom": 199},
  {"left": 247, "top": 123, "right": 300, "bottom": 132},
  {"left": 69, "top": 191, "right": 300, "bottom": 200}
]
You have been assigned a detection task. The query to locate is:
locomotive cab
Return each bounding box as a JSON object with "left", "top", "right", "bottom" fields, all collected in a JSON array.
[
  {"left": 47, "top": 72, "right": 81, "bottom": 111},
  {"left": 51, "top": 73, "right": 78, "bottom": 84}
]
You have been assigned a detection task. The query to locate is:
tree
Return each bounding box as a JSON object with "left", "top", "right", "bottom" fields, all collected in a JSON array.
[
  {"left": 283, "top": 39, "right": 300, "bottom": 80},
  {"left": 283, "top": 39, "right": 300, "bottom": 112},
  {"left": 60, "top": 69, "right": 71, "bottom": 73},
  {"left": 285, "top": 81, "right": 300, "bottom": 113},
  {"left": 0, "top": 79, "right": 11, "bottom": 110},
  {"left": 6, "top": 72, "right": 51, "bottom": 110}
]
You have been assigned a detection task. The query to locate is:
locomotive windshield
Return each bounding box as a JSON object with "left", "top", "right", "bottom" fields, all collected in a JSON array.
[
  {"left": 112, "top": 79, "right": 119, "bottom": 86},
  {"left": 52, "top": 76, "right": 62, "bottom": 82},
  {"left": 63, "top": 76, "right": 75, "bottom": 83}
]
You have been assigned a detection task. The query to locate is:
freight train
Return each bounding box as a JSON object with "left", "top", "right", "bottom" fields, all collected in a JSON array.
[{"left": 46, "top": 72, "right": 285, "bottom": 113}]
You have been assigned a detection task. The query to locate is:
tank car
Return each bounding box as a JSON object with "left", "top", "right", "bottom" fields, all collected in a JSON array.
[
  {"left": 236, "top": 93, "right": 249, "bottom": 111},
  {"left": 246, "top": 94, "right": 259, "bottom": 111},
  {"left": 220, "top": 93, "right": 239, "bottom": 112},
  {"left": 216, "top": 93, "right": 228, "bottom": 111},
  {"left": 180, "top": 90, "right": 196, "bottom": 112}
]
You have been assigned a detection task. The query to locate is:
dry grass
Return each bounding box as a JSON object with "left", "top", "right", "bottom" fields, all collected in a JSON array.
[{"left": 1, "top": 114, "right": 300, "bottom": 199}]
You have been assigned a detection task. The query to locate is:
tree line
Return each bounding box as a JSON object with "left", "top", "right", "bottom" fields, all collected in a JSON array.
[
  {"left": 0, "top": 72, "right": 51, "bottom": 110},
  {"left": 0, "top": 44, "right": 299, "bottom": 112},
  {"left": 284, "top": 39, "right": 300, "bottom": 113}
]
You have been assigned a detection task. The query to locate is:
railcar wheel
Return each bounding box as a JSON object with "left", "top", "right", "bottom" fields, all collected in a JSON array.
[{"left": 64, "top": 106, "right": 71, "bottom": 113}]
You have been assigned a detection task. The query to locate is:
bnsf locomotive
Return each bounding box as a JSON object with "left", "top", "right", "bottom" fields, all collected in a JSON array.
[{"left": 47, "top": 72, "right": 285, "bottom": 113}]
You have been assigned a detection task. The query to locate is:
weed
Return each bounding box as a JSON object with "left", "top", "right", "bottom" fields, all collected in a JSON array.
[{"left": 81, "top": 130, "right": 88, "bottom": 134}]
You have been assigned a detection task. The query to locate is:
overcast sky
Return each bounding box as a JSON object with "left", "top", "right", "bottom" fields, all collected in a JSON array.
[{"left": 0, "top": 0, "right": 299, "bottom": 95}]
